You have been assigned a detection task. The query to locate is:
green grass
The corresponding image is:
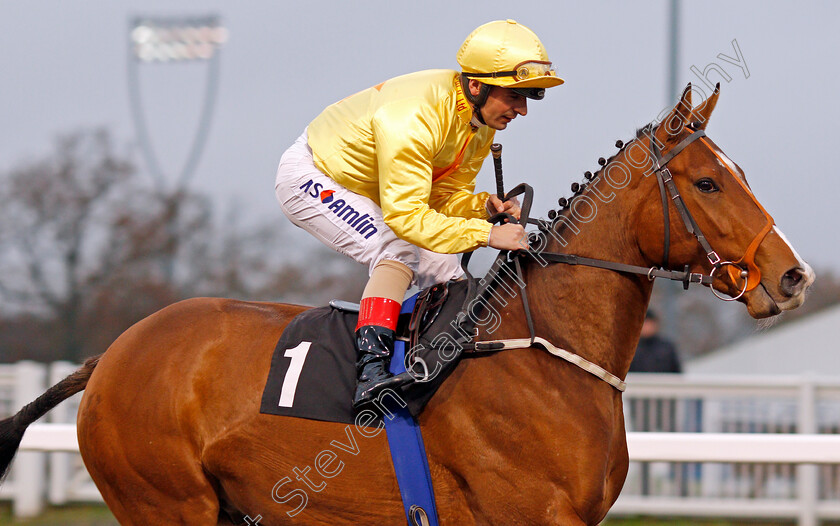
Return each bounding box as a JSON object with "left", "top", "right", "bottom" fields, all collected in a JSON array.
[
  {"left": 0, "top": 505, "right": 812, "bottom": 525},
  {"left": 0, "top": 503, "right": 118, "bottom": 525}
]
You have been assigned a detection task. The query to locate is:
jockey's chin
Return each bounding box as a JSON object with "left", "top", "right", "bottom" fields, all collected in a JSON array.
[
  {"left": 490, "top": 115, "right": 515, "bottom": 130},
  {"left": 480, "top": 86, "right": 527, "bottom": 131}
]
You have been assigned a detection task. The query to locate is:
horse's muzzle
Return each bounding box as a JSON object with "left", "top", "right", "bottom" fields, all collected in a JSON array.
[{"left": 779, "top": 266, "right": 810, "bottom": 298}]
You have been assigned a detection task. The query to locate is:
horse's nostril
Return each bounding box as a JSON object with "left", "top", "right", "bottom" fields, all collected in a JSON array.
[{"left": 780, "top": 268, "right": 805, "bottom": 296}]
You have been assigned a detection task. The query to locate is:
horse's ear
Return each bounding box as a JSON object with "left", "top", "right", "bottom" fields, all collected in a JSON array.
[
  {"left": 687, "top": 83, "right": 720, "bottom": 130},
  {"left": 655, "top": 83, "right": 693, "bottom": 145}
]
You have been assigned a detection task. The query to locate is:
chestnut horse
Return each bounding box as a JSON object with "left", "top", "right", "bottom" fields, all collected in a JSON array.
[{"left": 0, "top": 85, "right": 814, "bottom": 525}]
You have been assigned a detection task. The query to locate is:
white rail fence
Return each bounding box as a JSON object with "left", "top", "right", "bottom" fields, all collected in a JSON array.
[
  {"left": 0, "top": 361, "right": 101, "bottom": 518},
  {"left": 614, "top": 373, "right": 840, "bottom": 526},
  {"left": 2, "top": 363, "right": 840, "bottom": 525}
]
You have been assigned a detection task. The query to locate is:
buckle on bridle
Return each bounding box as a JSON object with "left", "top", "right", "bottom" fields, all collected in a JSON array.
[
  {"left": 707, "top": 251, "right": 722, "bottom": 267},
  {"left": 685, "top": 272, "right": 704, "bottom": 290},
  {"left": 679, "top": 265, "right": 707, "bottom": 290}
]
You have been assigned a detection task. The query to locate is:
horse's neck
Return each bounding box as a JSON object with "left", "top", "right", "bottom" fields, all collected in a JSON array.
[
  {"left": 479, "top": 186, "right": 654, "bottom": 379},
  {"left": 420, "top": 178, "right": 655, "bottom": 516},
  {"left": 523, "top": 256, "right": 653, "bottom": 378}
]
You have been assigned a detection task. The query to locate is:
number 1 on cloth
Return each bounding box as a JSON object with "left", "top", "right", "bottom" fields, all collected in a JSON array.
[{"left": 278, "top": 341, "right": 311, "bottom": 407}]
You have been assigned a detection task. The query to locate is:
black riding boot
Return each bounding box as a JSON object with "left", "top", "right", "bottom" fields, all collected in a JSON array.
[{"left": 353, "top": 325, "right": 409, "bottom": 408}]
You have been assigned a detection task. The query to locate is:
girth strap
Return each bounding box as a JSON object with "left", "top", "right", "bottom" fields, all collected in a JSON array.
[{"left": 386, "top": 295, "right": 440, "bottom": 526}]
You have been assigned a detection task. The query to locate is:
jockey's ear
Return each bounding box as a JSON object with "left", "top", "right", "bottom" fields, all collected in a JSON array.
[
  {"left": 655, "top": 83, "right": 693, "bottom": 146},
  {"left": 468, "top": 79, "right": 484, "bottom": 98},
  {"left": 687, "top": 83, "right": 721, "bottom": 130}
]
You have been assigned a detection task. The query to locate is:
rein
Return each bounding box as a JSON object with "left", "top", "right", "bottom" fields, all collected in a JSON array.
[
  {"left": 531, "top": 123, "right": 775, "bottom": 300},
  {"left": 457, "top": 123, "right": 776, "bottom": 391}
]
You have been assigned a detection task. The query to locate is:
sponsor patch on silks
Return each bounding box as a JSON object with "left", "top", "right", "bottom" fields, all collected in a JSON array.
[
  {"left": 298, "top": 179, "right": 378, "bottom": 239},
  {"left": 319, "top": 189, "right": 335, "bottom": 203}
]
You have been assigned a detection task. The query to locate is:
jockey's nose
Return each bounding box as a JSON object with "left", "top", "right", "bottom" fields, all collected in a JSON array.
[{"left": 779, "top": 266, "right": 808, "bottom": 297}]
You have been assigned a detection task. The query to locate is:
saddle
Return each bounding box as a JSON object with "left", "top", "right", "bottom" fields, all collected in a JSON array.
[
  {"left": 259, "top": 279, "right": 477, "bottom": 424},
  {"left": 257, "top": 183, "right": 631, "bottom": 525}
]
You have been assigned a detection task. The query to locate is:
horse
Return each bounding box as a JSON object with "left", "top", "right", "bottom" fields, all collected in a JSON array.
[{"left": 0, "top": 84, "right": 814, "bottom": 525}]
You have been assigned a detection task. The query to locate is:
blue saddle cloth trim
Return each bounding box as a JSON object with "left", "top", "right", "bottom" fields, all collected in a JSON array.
[{"left": 385, "top": 292, "right": 440, "bottom": 526}]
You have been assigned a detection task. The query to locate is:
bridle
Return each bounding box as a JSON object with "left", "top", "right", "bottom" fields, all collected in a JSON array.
[
  {"left": 516, "top": 122, "right": 776, "bottom": 302},
  {"left": 462, "top": 122, "right": 777, "bottom": 359},
  {"left": 647, "top": 123, "right": 776, "bottom": 300}
]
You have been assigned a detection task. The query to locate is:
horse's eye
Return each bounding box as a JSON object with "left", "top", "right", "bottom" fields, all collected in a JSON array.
[{"left": 695, "top": 178, "right": 719, "bottom": 193}]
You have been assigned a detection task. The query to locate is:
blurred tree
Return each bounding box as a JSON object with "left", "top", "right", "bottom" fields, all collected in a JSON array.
[
  {"left": 0, "top": 129, "right": 366, "bottom": 363},
  {"left": 0, "top": 129, "right": 138, "bottom": 362}
]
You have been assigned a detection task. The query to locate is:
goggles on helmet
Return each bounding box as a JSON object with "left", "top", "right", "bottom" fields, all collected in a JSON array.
[{"left": 465, "top": 61, "right": 558, "bottom": 82}]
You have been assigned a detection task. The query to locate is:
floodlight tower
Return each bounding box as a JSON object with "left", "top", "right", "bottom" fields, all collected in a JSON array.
[
  {"left": 127, "top": 16, "right": 228, "bottom": 281},
  {"left": 660, "top": 0, "right": 681, "bottom": 342},
  {"left": 127, "top": 15, "right": 228, "bottom": 190}
]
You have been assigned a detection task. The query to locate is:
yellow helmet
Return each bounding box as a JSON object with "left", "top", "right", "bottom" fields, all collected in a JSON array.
[{"left": 457, "top": 19, "right": 564, "bottom": 100}]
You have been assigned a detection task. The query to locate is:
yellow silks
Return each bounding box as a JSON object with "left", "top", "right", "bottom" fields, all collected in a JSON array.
[{"left": 306, "top": 70, "right": 495, "bottom": 254}]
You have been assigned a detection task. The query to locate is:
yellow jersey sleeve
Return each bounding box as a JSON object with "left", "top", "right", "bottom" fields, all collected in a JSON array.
[
  {"left": 373, "top": 100, "right": 492, "bottom": 254},
  {"left": 307, "top": 70, "right": 495, "bottom": 254}
]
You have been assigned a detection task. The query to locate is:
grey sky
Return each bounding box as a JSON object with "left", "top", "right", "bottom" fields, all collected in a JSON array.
[{"left": 2, "top": 1, "right": 838, "bottom": 272}]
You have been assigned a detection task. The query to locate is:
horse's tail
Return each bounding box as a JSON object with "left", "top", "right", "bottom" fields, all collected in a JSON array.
[{"left": 0, "top": 354, "right": 101, "bottom": 480}]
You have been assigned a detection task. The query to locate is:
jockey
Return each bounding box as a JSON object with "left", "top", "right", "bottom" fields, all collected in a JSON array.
[{"left": 275, "top": 20, "right": 563, "bottom": 408}]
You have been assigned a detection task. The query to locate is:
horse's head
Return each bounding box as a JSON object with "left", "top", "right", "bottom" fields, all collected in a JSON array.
[{"left": 630, "top": 84, "right": 814, "bottom": 318}]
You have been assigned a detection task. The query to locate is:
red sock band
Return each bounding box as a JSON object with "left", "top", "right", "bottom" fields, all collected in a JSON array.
[{"left": 356, "top": 297, "right": 401, "bottom": 330}]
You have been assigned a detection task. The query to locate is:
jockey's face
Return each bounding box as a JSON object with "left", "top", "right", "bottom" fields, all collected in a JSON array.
[{"left": 470, "top": 81, "right": 528, "bottom": 130}]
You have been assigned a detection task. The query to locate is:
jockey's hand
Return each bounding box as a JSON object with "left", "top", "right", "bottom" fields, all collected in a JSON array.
[
  {"left": 486, "top": 195, "right": 521, "bottom": 221},
  {"left": 488, "top": 223, "right": 529, "bottom": 251}
]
